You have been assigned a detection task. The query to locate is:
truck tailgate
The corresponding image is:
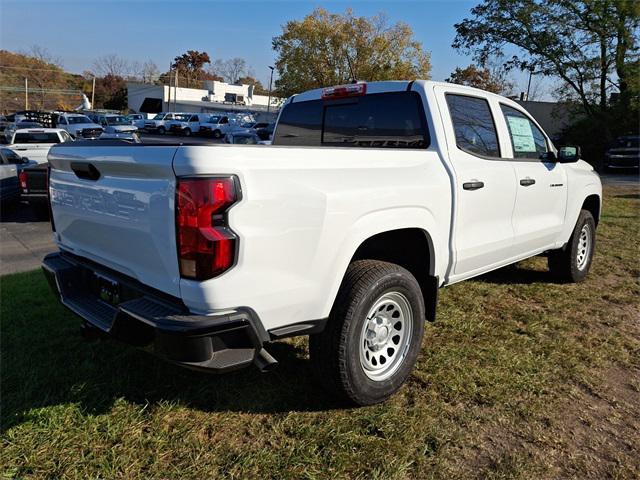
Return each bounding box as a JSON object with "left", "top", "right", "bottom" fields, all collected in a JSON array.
[{"left": 48, "top": 144, "right": 181, "bottom": 297}]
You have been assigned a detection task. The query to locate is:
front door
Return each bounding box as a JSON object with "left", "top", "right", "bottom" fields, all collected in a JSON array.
[{"left": 497, "top": 104, "right": 568, "bottom": 254}]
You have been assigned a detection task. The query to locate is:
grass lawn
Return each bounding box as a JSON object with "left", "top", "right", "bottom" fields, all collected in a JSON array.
[{"left": 1, "top": 184, "right": 638, "bottom": 479}]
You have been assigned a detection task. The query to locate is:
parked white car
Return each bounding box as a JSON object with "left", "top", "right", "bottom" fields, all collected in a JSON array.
[
  {"left": 198, "top": 114, "right": 240, "bottom": 138},
  {"left": 127, "top": 114, "right": 146, "bottom": 130},
  {"left": 55, "top": 113, "right": 103, "bottom": 139},
  {"left": 143, "top": 112, "right": 179, "bottom": 134},
  {"left": 7, "top": 128, "right": 73, "bottom": 163},
  {"left": 91, "top": 114, "right": 138, "bottom": 134},
  {"left": 44, "top": 80, "right": 601, "bottom": 406},
  {"left": 166, "top": 113, "right": 210, "bottom": 136}
]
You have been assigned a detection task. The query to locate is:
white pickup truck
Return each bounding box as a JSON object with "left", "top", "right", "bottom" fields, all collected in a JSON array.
[
  {"left": 43, "top": 81, "right": 601, "bottom": 405},
  {"left": 8, "top": 128, "right": 74, "bottom": 164}
]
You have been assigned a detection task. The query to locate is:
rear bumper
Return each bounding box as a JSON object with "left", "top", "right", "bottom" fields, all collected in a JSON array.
[
  {"left": 21, "top": 192, "right": 47, "bottom": 205},
  {"left": 42, "top": 252, "right": 273, "bottom": 373}
]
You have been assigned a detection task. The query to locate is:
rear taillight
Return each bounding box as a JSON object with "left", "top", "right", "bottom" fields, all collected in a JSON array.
[
  {"left": 176, "top": 176, "right": 240, "bottom": 280},
  {"left": 321, "top": 82, "right": 367, "bottom": 99},
  {"left": 19, "top": 171, "right": 27, "bottom": 190}
]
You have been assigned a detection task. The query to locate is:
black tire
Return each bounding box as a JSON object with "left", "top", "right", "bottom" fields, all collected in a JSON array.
[
  {"left": 184, "top": 128, "right": 192, "bottom": 137},
  {"left": 310, "top": 260, "right": 425, "bottom": 406},
  {"left": 157, "top": 126, "right": 166, "bottom": 135},
  {"left": 213, "top": 129, "right": 222, "bottom": 139},
  {"left": 548, "top": 209, "right": 596, "bottom": 282}
]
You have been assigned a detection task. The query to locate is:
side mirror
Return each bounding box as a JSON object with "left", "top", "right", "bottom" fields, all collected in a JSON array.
[{"left": 557, "top": 145, "right": 581, "bottom": 163}]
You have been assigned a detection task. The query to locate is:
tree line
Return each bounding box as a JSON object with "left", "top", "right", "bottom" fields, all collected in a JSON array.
[{"left": 1, "top": 1, "right": 637, "bottom": 166}]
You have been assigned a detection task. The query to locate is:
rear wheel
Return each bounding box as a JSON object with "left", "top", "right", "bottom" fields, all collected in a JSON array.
[
  {"left": 310, "top": 260, "right": 425, "bottom": 405},
  {"left": 548, "top": 209, "right": 596, "bottom": 282}
]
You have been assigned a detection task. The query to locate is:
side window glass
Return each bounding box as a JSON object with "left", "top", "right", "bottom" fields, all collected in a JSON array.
[
  {"left": 500, "top": 104, "right": 548, "bottom": 159},
  {"left": 192, "top": 115, "right": 199, "bottom": 122},
  {"left": 445, "top": 94, "right": 500, "bottom": 157}
]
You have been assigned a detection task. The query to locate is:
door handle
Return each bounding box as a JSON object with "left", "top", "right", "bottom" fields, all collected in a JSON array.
[
  {"left": 519, "top": 178, "right": 536, "bottom": 186},
  {"left": 70, "top": 162, "right": 101, "bottom": 181},
  {"left": 463, "top": 181, "right": 484, "bottom": 191}
]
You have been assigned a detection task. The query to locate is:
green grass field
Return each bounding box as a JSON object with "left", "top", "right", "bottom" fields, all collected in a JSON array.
[{"left": 1, "top": 185, "right": 638, "bottom": 479}]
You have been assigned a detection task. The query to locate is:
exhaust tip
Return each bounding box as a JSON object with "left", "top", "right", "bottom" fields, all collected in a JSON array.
[{"left": 254, "top": 348, "right": 278, "bottom": 373}]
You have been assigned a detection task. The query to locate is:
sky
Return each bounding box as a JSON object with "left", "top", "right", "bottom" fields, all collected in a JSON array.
[{"left": 0, "top": 0, "right": 543, "bottom": 96}]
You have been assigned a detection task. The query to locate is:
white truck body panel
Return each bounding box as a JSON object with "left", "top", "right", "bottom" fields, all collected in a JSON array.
[
  {"left": 47, "top": 80, "right": 602, "bottom": 336},
  {"left": 48, "top": 146, "right": 180, "bottom": 296}
]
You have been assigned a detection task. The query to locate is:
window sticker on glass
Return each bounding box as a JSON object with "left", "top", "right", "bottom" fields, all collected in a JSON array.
[{"left": 506, "top": 116, "right": 536, "bottom": 152}]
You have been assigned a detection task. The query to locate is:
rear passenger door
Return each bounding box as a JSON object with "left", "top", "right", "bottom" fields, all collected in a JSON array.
[
  {"left": 436, "top": 88, "right": 518, "bottom": 277},
  {"left": 497, "top": 104, "right": 567, "bottom": 253}
]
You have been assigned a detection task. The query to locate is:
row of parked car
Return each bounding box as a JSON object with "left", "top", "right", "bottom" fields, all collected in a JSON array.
[
  {"left": 0, "top": 108, "right": 278, "bottom": 217},
  {"left": 142, "top": 111, "right": 274, "bottom": 143}
]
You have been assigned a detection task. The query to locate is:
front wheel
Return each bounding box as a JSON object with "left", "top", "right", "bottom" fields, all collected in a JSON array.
[
  {"left": 183, "top": 128, "right": 192, "bottom": 137},
  {"left": 310, "top": 260, "right": 425, "bottom": 405},
  {"left": 157, "top": 126, "right": 166, "bottom": 135},
  {"left": 213, "top": 129, "right": 222, "bottom": 139},
  {"left": 548, "top": 209, "right": 596, "bottom": 282}
]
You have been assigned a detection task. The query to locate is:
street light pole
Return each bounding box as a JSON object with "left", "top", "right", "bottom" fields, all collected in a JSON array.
[
  {"left": 526, "top": 67, "right": 534, "bottom": 101},
  {"left": 267, "top": 66, "right": 274, "bottom": 114}
]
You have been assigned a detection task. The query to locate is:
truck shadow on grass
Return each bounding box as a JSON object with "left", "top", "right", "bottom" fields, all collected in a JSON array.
[
  {"left": 1, "top": 275, "right": 345, "bottom": 431},
  {"left": 475, "top": 263, "right": 562, "bottom": 285}
]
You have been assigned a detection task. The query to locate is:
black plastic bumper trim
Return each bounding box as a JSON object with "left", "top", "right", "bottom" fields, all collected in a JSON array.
[{"left": 42, "top": 251, "right": 271, "bottom": 373}]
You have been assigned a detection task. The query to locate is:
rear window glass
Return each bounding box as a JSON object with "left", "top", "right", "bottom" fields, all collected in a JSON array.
[
  {"left": 14, "top": 132, "right": 60, "bottom": 143},
  {"left": 446, "top": 94, "right": 500, "bottom": 158},
  {"left": 274, "top": 91, "right": 429, "bottom": 149}
]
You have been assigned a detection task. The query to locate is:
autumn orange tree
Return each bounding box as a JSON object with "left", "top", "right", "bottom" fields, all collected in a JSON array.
[
  {"left": 272, "top": 8, "right": 431, "bottom": 97},
  {"left": 446, "top": 63, "right": 513, "bottom": 95}
]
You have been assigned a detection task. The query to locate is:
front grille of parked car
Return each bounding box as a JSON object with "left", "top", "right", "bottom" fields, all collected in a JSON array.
[{"left": 82, "top": 128, "right": 103, "bottom": 138}]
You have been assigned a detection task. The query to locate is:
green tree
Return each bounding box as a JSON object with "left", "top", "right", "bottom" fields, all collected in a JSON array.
[
  {"left": 272, "top": 8, "right": 431, "bottom": 97},
  {"left": 453, "top": 0, "right": 639, "bottom": 116},
  {"left": 453, "top": 0, "right": 639, "bottom": 167}
]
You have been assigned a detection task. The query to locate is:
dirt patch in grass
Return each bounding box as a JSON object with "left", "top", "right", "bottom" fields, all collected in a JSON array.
[{"left": 1, "top": 184, "right": 638, "bottom": 479}]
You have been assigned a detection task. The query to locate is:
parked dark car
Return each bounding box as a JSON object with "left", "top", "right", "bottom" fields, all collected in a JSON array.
[
  {"left": 224, "top": 132, "right": 264, "bottom": 145},
  {"left": 604, "top": 135, "right": 639, "bottom": 171},
  {"left": 255, "top": 123, "right": 275, "bottom": 141},
  {"left": 18, "top": 161, "right": 49, "bottom": 217}
]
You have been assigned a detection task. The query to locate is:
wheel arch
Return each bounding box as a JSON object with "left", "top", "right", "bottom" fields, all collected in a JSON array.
[
  {"left": 349, "top": 228, "right": 439, "bottom": 321},
  {"left": 582, "top": 194, "right": 601, "bottom": 226}
]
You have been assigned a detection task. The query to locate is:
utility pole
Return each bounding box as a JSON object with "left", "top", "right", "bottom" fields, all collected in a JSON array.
[
  {"left": 525, "top": 67, "right": 534, "bottom": 101},
  {"left": 174, "top": 70, "right": 178, "bottom": 112},
  {"left": 24, "top": 77, "right": 28, "bottom": 110},
  {"left": 267, "top": 66, "right": 274, "bottom": 114},
  {"left": 168, "top": 63, "right": 172, "bottom": 112},
  {"left": 91, "top": 77, "right": 96, "bottom": 109}
]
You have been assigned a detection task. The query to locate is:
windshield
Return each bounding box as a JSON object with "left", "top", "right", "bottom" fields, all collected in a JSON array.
[
  {"left": 106, "top": 116, "right": 129, "bottom": 125},
  {"left": 14, "top": 132, "right": 61, "bottom": 144},
  {"left": 174, "top": 114, "right": 190, "bottom": 121},
  {"left": 614, "top": 136, "right": 639, "bottom": 148},
  {"left": 207, "top": 116, "right": 220, "bottom": 123},
  {"left": 241, "top": 123, "right": 255, "bottom": 128},
  {"left": 152, "top": 114, "right": 165, "bottom": 120},
  {"left": 67, "top": 115, "right": 93, "bottom": 124}
]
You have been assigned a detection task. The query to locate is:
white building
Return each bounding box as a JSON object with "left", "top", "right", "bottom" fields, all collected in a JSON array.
[{"left": 127, "top": 80, "right": 283, "bottom": 121}]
